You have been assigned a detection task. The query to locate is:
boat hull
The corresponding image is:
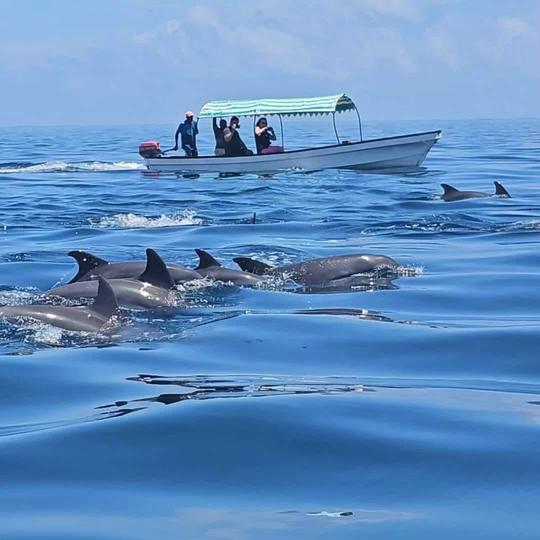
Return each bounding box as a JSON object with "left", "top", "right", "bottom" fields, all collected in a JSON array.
[{"left": 144, "top": 130, "right": 441, "bottom": 174}]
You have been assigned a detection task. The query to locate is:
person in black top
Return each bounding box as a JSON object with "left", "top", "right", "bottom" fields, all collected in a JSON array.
[
  {"left": 254, "top": 117, "right": 277, "bottom": 154},
  {"left": 212, "top": 118, "right": 227, "bottom": 156},
  {"left": 223, "top": 116, "right": 253, "bottom": 156}
]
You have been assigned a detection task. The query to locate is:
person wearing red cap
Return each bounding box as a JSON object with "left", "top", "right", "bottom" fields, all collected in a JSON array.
[{"left": 173, "top": 111, "right": 199, "bottom": 157}]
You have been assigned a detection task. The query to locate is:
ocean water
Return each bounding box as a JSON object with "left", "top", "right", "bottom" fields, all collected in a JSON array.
[{"left": 0, "top": 118, "right": 539, "bottom": 539}]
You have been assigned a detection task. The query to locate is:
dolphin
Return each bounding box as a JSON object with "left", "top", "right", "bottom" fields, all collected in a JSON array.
[
  {"left": 0, "top": 277, "right": 118, "bottom": 332},
  {"left": 232, "top": 253, "right": 399, "bottom": 288},
  {"left": 47, "top": 248, "right": 177, "bottom": 310},
  {"left": 194, "top": 249, "right": 265, "bottom": 286},
  {"left": 440, "top": 181, "right": 511, "bottom": 201},
  {"left": 67, "top": 250, "right": 200, "bottom": 284}
]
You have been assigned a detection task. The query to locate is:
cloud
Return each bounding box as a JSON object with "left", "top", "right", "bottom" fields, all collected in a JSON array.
[
  {"left": 1, "top": 0, "right": 540, "bottom": 124},
  {"left": 165, "top": 19, "right": 180, "bottom": 35},
  {"left": 498, "top": 17, "right": 530, "bottom": 38},
  {"left": 425, "top": 26, "right": 460, "bottom": 69},
  {"left": 361, "top": 0, "right": 422, "bottom": 21},
  {"left": 175, "top": 1, "right": 419, "bottom": 78},
  {"left": 132, "top": 19, "right": 180, "bottom": 45},
  {"left": 186, "top": 5, "right": 221, "bottom": 28},
  {"left": 133, "top": 31, "right": 156, "bottom": 45}
]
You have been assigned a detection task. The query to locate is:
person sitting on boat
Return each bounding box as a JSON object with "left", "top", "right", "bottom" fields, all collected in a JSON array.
[
  {"left": 213, "top": 118, "right": 227, "bottom": 156},
  {"left": 223, "top": 116, "right": 253, "bottom": 157},
  {"left": 254, "top": 117, "right": 283, "bottom": 154},
  {"left": 173, "top": 111, "right": 199, "bottom": 157}
]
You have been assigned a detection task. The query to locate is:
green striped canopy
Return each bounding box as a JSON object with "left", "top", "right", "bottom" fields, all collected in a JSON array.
[{"left": 198, "top": 94, "right": 356, "bottom": 118}]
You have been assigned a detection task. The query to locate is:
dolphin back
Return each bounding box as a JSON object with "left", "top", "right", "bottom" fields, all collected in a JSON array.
[
  {"left": 233, "top": 257, "right": 273, "bottom": 275},
  {"left": 195, "top": 249, "right": 221, "bottom": 270},
  {"left": 441, "top": 184, "right": 460, "bottom": 194},
  {"left": 0, "top": 277, "right": 119, "bottom": 331},
  {"left": 440, "top": 184, "right": 460, "bottom": 199},
  {"left": 138, "top": 249, "right": 175, "bottom": 289},
  {"left": 494, "top": 181, "right": 511, "bottom": 197},
  {"left": 89, "top": 277, "right": 119, "bottom": 319},
  {"left": 68, "top": 250, "right": 109, "bottom": 283}
]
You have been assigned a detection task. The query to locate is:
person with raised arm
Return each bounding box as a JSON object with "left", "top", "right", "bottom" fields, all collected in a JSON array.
[{"left": 223, "top": 116, "right": 253, "bottom": 156}]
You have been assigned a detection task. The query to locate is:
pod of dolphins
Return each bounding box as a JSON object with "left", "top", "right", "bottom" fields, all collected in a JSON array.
[
  {"left": 0, "top": 247, "right": 400, "bottom": 332},
  {"left": 0, "top": 181, "right": 512, "bottom": 333}
]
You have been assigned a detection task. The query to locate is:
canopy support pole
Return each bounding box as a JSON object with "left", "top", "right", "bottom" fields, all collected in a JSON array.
[
  {"left": 354, "top": 107, "right": 363, "bottom": 141},
  {"left": 252, "top": 115, "right": 257, "bottom": 150},
  {"left": 278, "top": 114, "right": 284, "bottom": 150},
  {"left": 332, "top": 112, "right": 340, "bottom": 144}
]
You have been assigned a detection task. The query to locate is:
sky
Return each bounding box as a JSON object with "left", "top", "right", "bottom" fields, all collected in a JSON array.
[{"left": 0, "top": 0, "right": 539, "bottom": 125}]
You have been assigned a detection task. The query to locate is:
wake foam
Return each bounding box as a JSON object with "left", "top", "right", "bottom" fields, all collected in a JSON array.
[
  {"left": 0, "top": 161, "right": 145, "bottom": 174},
  {"left": 89, "top": 210, "right": 202, "bottom": 228}
]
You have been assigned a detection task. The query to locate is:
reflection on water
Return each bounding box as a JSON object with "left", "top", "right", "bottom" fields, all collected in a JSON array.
[
  {"left": 97, "top": 374, "right": 366, "bottom": 418},
  {"left": 0, "top": 505, "right": 421, "bottom": 539},
  {"left": 293, "top": 275, "right": 399, "bottom": 293},
  {"left": 293, "top": 307, "right": 396, "bottom": 321},
  {"left": 0, "top": 374, "right": 367, "bottom": 438}
]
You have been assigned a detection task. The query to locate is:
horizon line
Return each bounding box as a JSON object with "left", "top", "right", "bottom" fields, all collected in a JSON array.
[{"left": 1, "top": 116, "right": 539, "bottom": 129}]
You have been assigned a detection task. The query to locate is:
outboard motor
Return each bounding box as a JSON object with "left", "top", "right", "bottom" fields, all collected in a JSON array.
[{"left": 139, "top": 141, "right": 162, "bottom": 158}]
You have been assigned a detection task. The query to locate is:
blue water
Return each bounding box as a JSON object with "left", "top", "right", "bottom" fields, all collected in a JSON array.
[{"left": 1, "top": 119, "right": 539, "bottom": 539}]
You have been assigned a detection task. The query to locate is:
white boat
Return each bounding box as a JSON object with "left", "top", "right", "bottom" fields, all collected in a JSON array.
[{"left": 141, "top": 94, "right": 441, "bottom": 174}]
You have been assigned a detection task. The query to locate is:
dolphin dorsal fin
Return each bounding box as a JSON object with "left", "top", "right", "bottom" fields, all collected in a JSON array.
[
  {"left": 68, "top": 250, "right": 109, "bottom": 283},
  {"left": 195, "top": 249, "right": 221, "bottom": 270},
  {"left": 441, "top": 183, "right": 459, "bottom": 195},
  {"left": 494, "top": 181, "right": 511, "bottom": 198},
  {"left": 233, "top": 257, "right": 272, "bottom": 275},
  {"left": 90, "top": 277, "right": 119, "bottom": 318},
  {"left": 138, "top": 249, "right": 175, "bottom": 289}
]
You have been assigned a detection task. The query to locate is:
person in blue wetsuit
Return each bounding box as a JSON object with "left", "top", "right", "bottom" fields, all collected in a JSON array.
[{"left": 173, "top": 111, "right": 199, "bottom": 157}]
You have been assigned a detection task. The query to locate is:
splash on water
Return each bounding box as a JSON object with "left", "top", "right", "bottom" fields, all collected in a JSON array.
[
  {"left": 23, "top": 322, "right": 65, "bottom": 346},
  {"left": 89, "top": 210, "right": 203, "bottom": 229},
  {"left": 397, "top": 264, "right": 424, "bottom": 277},
  {"left": 0, "top": 288, "right": 39, "bottom": 306}
]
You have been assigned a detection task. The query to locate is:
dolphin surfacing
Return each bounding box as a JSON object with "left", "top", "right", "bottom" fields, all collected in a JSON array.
[
  {"left": 0, "top": 277, "right": 118, "bottom": 332},
  {"left": 194, "top": 249, "right": 264, "bottom": 286},
  {"left": 68, "top": 250, "right": 200, "bottom": 284},
  {"left": 48, "top": 248, "right": 177, "bottom": 310},
  {"left": 233, "top": 253, "right": 399, "bottom": 288},
  {"left": 441, "top": 181, "right": 511, "bottom": 201}
]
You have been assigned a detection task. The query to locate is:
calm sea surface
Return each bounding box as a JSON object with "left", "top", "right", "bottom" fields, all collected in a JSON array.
[{"left": 0, "top": 119, "right": 539, "bottom": 539}]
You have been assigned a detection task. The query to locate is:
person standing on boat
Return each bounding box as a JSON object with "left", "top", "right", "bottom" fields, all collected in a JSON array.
[
  {"left": 254, "top": 117, "right": 283, "bottom": 154},
  {"left": 223, "top": 116, "right": 253, "bottom": 157},
  {"left": 213, "top": 118, "right": 227, "bottom": 156},
  {"left": 173, "top": 111, "right": 199, "bottom": 157}
]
